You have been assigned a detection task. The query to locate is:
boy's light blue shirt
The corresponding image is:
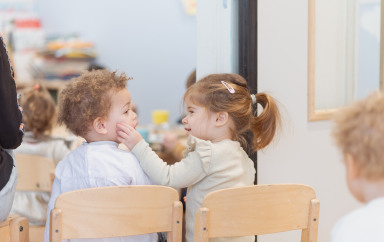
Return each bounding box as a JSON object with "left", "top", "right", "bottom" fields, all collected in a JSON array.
[{"left": 44, "top": 141, "right": 156, "bottom": 242}]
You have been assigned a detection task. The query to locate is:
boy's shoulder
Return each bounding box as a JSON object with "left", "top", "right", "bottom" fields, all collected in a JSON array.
[{"left": 58, "top": 141, "right": 141, "bottom": 174}]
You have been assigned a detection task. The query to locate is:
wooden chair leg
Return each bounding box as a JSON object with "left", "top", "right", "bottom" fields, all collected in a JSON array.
[{"left": 10, "top": 216, "right": 29, "bottom": 242}]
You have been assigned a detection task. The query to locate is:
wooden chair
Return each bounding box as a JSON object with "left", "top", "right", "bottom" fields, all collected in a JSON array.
[
  {"left": 50, "top": 185, "right": 183, "bottom": 242},
  {"left": 0, "top": 215, "right": 29, "bottom": 242},
  {"left": 194, "top": 184, "right": 320, "bottom": 242},
  {"left": 15, "top": 154, "right": 56, "bottom": 242},
  {"left": 15, "top": 154, "right": 55, "bottom": 192}
]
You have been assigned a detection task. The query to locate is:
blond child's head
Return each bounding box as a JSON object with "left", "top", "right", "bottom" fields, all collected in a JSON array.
[
  {"left": 333, "top": 91, "right": 384, "bottom": 181},
  {"left": 21, "top": 84, "right": 57, "bottom": 138},
  {"left": 333, "top": 91, "right": 384, "bottom": 202},
  {"left": 58, "top": 70, "right": 138, "bottom": 142}
]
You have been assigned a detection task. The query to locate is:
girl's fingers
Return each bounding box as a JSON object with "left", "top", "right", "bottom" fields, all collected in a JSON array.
[
  {"left": 117, "top": 123, "right": 135, "bottom": 134},
  {"left": 127, "top": 125, "right": 135, "bottom": 133},
  {"left": 117, "top": 123, "right": 128, "bottom": 131},
  {"left": 117, "top": 130, "right": 129, "bottom": 139}
]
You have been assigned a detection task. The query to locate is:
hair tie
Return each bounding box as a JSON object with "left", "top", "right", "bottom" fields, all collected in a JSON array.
[
  {"left": 34, "top": 84, "right": 40, "bottom": 90},
  {"left": 251, "top": 94, "right": 257, "bottom": 104},
  {"left": 221, "top": 81, "right": 235, "bottom": 94}
]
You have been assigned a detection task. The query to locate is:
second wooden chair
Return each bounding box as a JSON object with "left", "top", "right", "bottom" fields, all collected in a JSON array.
[{"left": 194, "top": 184, "right": 320, "bottom": 242}]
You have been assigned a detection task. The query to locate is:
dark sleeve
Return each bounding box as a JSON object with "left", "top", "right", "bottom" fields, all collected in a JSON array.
[{"left": 0, "top": 36, "right": 23, "bottom": 149}]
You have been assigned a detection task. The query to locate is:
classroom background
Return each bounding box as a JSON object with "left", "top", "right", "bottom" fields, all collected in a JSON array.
[{"left": 2, "top": 0, "right": 380, "bottom": 241}]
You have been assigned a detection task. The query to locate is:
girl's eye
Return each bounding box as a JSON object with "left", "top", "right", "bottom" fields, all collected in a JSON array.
[{"left": 124, "top": 109, "right": 130, "bottom": 114}]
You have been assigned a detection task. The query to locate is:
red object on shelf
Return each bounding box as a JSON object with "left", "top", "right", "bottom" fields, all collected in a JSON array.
[{"left": 14, "top": 19, "right": 41, "bottom": 28}]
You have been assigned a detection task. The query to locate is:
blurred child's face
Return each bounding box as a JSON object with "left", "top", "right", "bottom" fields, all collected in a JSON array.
[
  {"left": 105, "top": 88, "right": 138, "bottom": 142},
  {"left": 344, "top": 154, "right": 365, "bottom": 203},
  {"left": 182, "top": 99, "right": 217, "bottom": 141}
]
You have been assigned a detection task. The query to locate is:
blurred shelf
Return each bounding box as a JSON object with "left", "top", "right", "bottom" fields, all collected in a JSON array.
[{"left": 16, "top": 79, "right": 69, "bottom": 91}]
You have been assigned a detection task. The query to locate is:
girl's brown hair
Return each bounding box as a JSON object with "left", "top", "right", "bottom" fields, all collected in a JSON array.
[
  {"left": 184, "top": 73, "right": 281, "bottom": 151},
  {"left": 21, "top": 84, "right": 57, "bottom": 138}
]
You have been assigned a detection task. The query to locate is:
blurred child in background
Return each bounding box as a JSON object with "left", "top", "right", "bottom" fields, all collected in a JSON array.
[
  {"left": 14, "top": 84, "right": 70, "bottom": 165},
  {"left": 331, "top": 91, "right": 384, "bottom": 242},
  {"left": 11, "top": 83, "right": 70, "bottom": 226}
]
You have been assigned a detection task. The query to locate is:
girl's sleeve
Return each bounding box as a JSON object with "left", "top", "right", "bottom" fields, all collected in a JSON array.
[
  {"left": 0, "top": 36, "right": 24, "bottom": 149},
  {"left": 131, "top": 139, "right": 211, "bottom": 188}
]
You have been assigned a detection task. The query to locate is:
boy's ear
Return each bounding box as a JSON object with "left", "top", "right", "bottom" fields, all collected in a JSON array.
[
  {"left": 93, "top": 117, "right": 108, "bottom": 134},
  {"left": 345, "top": 153, "right": 360, "bottom": 179},
  {"left": 215, "top": 112, "right": 229, "bottom": 127}
]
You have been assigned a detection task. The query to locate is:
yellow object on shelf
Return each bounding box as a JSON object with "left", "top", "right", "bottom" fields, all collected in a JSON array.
[{"left": 152, "top": 110, "right": 169, "bottom": 125}]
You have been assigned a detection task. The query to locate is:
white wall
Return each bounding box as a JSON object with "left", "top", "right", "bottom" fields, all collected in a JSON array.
[
  {"left": 257, "top": 0, "right": 361, "bottom": 241},
  {"left": 35, "top": 0, "right": 196, "bottom": 125},
  {"left": 196, "top": 0, "right": 362, "bottom": 242}
]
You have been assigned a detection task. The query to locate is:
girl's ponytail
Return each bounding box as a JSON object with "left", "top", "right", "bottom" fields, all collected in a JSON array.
[{"left": 250, "top": 93, "right": 281, "bottom": 150}]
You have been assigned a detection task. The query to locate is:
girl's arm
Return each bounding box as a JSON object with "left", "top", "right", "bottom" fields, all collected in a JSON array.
[
  {"left": 117, "top": 123, "right": 207, "bottom": 188},
  {"left": 131, "top": 139, "right": 206, "bottom": 188}
]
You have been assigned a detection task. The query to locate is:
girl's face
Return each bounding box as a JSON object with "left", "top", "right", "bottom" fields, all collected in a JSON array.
[
  {"left": 105, "top": 88, "right": 138, "bottom": 142},
  {"left": 182, "top": 99, "right": 217, "bottom": 141}
]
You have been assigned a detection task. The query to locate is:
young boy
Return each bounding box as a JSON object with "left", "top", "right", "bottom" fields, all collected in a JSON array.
[
  {"left": 44, "top": 70, "right": 156, "bottom": 242},
  {"left": 331, "top": 91, "right": 384, "bottom": 242}
]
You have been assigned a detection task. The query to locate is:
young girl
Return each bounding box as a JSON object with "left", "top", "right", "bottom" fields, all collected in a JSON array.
[
  {"left": 117, "top": 73, "right": 281, "bottom": 242},
  {"left": 12, "top": 84, "right": 70, "bottom": 226}
]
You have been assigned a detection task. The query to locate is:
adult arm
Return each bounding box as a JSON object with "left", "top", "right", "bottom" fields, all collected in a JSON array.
[
  {"left": 0, "top": 35, "right": 23, "bottom": 219},
  {"left": 0, "top": 36, "right": 23, "bottom": 148}
]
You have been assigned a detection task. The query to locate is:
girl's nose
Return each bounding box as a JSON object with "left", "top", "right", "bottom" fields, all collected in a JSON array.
[{"left": 182, "top": 116, "right": 187, "bottom": 124}]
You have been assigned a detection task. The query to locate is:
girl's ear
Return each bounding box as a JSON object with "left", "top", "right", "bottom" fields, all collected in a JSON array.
[
  {"left": 345, "top": 153, "right": 360, "bottom": 179},
  {"left": 215, "top": 112, "right": 229, "bottom": 127},
  {"left": 93, "top": 117, "right": 108, "bottom": 134}
]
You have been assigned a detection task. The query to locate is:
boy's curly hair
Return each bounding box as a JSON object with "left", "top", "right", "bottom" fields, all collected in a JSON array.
[
  {"left": 21, "top": 84, "right": 57, "bottom": 138},
  {"left": 58, "top": 70, "right": 130, "bottom": 137},
  {"left": 332, "top": 91, "right": 384, "bottom": 180}
]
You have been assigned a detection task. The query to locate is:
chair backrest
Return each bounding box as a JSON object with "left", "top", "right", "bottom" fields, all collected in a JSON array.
[
  {"left": 194, "top": 184, "right": 320, "bottom": 242},
  {"left": 50, "top": 185, "right": 183, "bottom": 242},
  {"left": 15, "top": 154, "right": 55, "bottom": 192},
  {"left": 0, "top": 215, "right": 29, "bottom": 242}
]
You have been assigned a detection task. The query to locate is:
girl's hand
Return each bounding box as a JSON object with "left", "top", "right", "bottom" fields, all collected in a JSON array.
[{"left": 116, "top": 122, "right": 143, "bottom": 150}]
